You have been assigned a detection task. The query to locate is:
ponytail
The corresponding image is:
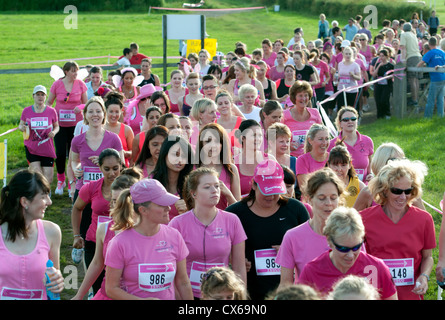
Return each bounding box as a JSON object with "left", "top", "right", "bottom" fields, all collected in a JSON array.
[{"left": 110, "top": 189, "right": 136, "bottom": 231}]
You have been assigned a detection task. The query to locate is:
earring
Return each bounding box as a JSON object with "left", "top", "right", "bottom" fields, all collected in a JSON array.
[{"left": 25, "top": 206, "right": 29, "bottom": 210}]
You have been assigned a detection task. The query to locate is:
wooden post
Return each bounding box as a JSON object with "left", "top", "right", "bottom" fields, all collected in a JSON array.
[
  {"left": 200, "top": 15, "right": 205, "bottom": 50},
  {"left": 393, "top": 62, "right": 407, "bottom": 118}
]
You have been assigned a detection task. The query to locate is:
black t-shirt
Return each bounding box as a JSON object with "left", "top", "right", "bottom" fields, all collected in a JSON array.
[
  {"left": 225, "top": 198, "right": 309, "bottom": 300},
  {"left": 295, "top": 65, "right": 314, "bottom": 82}
]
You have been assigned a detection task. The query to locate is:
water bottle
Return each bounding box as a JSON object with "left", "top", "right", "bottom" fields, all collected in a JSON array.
[
  {"left": 23, "top": 122, "right": 30, "bottom": 140},
  {"left": 437, "top": 268, "right": 445, "bottom": 289},
  {"left": 333, "top": 71, "right": 339, "bottom": 87},
  {"left": 45, "top": 259, "right": 60, "bottom": 300}
]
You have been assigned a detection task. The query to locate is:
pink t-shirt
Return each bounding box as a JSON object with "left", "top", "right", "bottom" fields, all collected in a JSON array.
[
  {"left": 354, "top": 58, "right": 367, "bottom": 86},
  {"left": 311, "top": 60, "right": 330, "bottom": 90},
  {"left": 262, "top": 52, "right": 278, "bottom": 68},
  {"left": 0, "top": 219, "right": 50, "bottom": 300},
  {"left": 328, "top": 131, "right": 374, "bottom": 181},
  {"left": 337, "top": 61, "right": 360, "bottom": 93},
  {"left": 21, "top": 105, "right": 58, "bottom": 159},
  {"left": 282, "top": 108, "right": 322, "bottom": 157},
  {"left": 105, "top": 225, "right": 189, "bottom": 300},
  {"left": 70, "top": 130, "right": 123, "bottom": 190},
  {"left": 276, "top": 221, "right": 330, "bottom": 280},
  {"left": 295, "top": 152, "right": 327, "bottom": 176},
  {"left": 360, "top": 205, "right": 436, "bottom": 300},
  {"left": 50, "top": 79, "right": 87, "bottom": 127},
  {"left": 299, "top": 250, "right": 397, "bottom": 299},
  {"left": 78, "top": 178, "right": 112, "bottom": 243},
  {"left": 169, "top": 209, "right": 247, "bottom": 297}
]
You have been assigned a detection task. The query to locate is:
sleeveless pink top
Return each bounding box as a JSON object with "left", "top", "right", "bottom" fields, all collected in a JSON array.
[{"left": 0, "top": 220, "right": 50, "bottom": 300}]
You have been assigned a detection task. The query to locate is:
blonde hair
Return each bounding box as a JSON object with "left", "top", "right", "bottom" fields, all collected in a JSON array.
[
  {"left": 269, "top": 284, "right": 321, "bottom": 300},
  {"left": 190, "top": 98, "right": 217, "bottom": 122},
  {"left": 304, "top": 123, "right": 329, "bottom": 153},
  {"left": 368, "top": 159, "right": 427, "bottom": 206},
  {"left": 201, "top": 266, "right": 248, "bottom": 300},
  {"left": 83, "top": 96, "right": 106, "bottom": 125},
  {"left": 323, "top": 206, "right": 365, "bottom": 243},
  {"left": 329, "top": 275, "right": 380, "bottom": 300},
  {"left": 335, "top": 106, "right": 358, "bottom": 131},
  {"left": 370, "top": 142, "right": 405, "bottom": 175}
]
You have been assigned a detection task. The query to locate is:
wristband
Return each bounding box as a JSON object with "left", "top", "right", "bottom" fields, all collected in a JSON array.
[
  {"left": 73, "top": 234, "right": 82, "bottom": 238},
  {"left": 420, "top": 273, "right": 430, "bottom": 281}
]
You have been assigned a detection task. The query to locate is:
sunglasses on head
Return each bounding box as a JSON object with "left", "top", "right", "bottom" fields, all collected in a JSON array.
[
  {"left": 333, "top": 241, "right": 362, "bottom": 253},
  {"left": 390, "top": 187, "right": 413, "bottom": 195},
  {"left": 341, "top": 117, "right": 357, "bottom": 122}
]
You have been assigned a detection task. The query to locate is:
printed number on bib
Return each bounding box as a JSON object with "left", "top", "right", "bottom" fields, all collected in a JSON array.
[
  {"left": 189, "top": 261, "right": 225, "bottom": 294},
  {"left": 59, "top": 110, "right": 76, "bottom": 122},
  {"left": 139, "top": 263, "right": 176, "bottom": 292},
  {"left": 255, "top": 248, "right": 281, "bottom": 276},
  {"left": 383, "top": 258, "right": 414, "bottom": 286},
  {"left": 83, "top": 166, "right": 103, "bottom": 184}
]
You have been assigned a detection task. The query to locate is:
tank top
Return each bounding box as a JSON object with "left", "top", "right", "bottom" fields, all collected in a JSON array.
[
  {"left": 182, "top": 95, "right": 193, "bottom": 117},
  {"left": 138, "top": 74, "right": 155, "bottom": 87},
  {"left": 0, "top": 220, "right": 50, "bottom": 300},
  {"left": 263, "top": 79, "right": 273, "bottom": 100},
  {"left": 360, "top": 45, "right": 373, "bottom": 70},
  {"left": 93, "top": 220, "right": 115, "bottom": 300},
  {"left": 128, "top": 104, "right": 143, "bottom": 136},
  {"left": 119, "top": 85, "right": 138, "bottom": 107},
  {"left": 276, "top": 79, "right": 291, "bottom": 98},
  {"left": 118, "top": 123, "right": 129, "bottom": 167}
]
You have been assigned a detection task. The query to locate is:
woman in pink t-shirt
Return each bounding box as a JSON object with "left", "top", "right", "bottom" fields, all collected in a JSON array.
[
  {"left": 261, "top": 38, "right": 278, "bottom": 68},
  {"left": 299, "top": 207, "right": 397, "bottom": 300},
  {"left": 277, "top": 167, "right": 344, "bottom": 286},
  {"left": 71, "top": 148, "right": 122, "bottom": 295},
  {"left": 72, "top": 172, "right": 140, "bottom": 300},
  {"left": 169, "top": 167, "right": 247, "bottom": 298},
  {"left": 46, "top": 61, "right": 88, "bottom": 195},
  {"left": 328, "top": 106, "right": 374, "bottom": 183},
  {"left": 282, "top": 80, "right": 323, "bottom": 158},
  {"left": 19, "top": 85, "right": 59, "bottom": 186},
  {"left": 295, "top": 124, "right": 330, "bottom": 188},
  {"left": 0, "top": 170, "right": 64, "bottom": 300},
  {"left": 268, "top": 51, "right": 287, "bottom": 81},
  {"left": 105, "top": 179, "right": 194, "bottom": 300},
  {"left": 196, "top": 123, "right": 241, "bottom": 210}
]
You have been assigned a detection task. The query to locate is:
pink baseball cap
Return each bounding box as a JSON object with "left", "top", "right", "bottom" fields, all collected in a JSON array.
[
  {"left": 130, "top": 179, "right": 179, "bottom": 206},
  {"left": 253, "top": 159, "right": 286, "bottom": 196}
]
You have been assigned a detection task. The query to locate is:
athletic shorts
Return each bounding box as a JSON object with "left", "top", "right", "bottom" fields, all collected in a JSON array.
[{"left": 25, "top": 146, "right": 54, "bottom": 167}]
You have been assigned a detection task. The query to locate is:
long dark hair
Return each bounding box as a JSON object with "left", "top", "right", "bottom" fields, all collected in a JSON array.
[
  {"left": 135, "top": 125, "right": 169, "bottom": 168},
  {"left": 151, "top": 135, "right": 194, "bottom": 197},
  {"left": 0, "top": 169, "right": 51, "bottom": 242}
]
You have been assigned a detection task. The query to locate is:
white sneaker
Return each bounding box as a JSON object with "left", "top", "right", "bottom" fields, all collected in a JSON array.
[
  {"left": 362, "top": 104, "right": 369, "bottom": 112},
  {"left": 55, "top": 181, "right": 65, "bottom": 195}
]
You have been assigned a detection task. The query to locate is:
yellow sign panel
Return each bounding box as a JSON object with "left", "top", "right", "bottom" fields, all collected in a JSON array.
[
  {"left": 186, "top": 39, "right": 217, "bottom": 58},
  {"left": 0, "top": 142, "right": 5, "bottom": 180}
]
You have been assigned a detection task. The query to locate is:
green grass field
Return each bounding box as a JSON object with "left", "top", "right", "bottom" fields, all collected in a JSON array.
[{"left": 1, "top": 0, "right": 445, "bottom": 300}]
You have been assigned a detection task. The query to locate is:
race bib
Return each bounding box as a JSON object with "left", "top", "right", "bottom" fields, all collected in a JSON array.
[
  {"left": 355, "top": 169, "right": 365, "bottom": 182},
  {"left": 383, "top": 258, "right": 415, "bottom": 286},
  {"left": 59, "top": 109, "right": 76, "bottom": 122},
  {"left": 254, "top": 249, "right": 281, "bottom": 276},
  {"left": 291, "top": 129, "right": 308, "bottom": 146},
  {"left": 83, "top": 166, "right": 103, "bottom": 184},
  {"left": 138, "top": 263, "right": 176, "bottom": 292},
  {"left": 189, "top": 261, "right": 225, "bottom": 293},
  {"left": 1, "top": 287, "right": 44, "bottom": 300},
  {"left": 339, "top": 77, "right": 351, "bottom": 85},
  {"left": 378, "top": 78, "right": 388, "bottom": 85},
  {"left": 30, "top": 117, "right": 49, "bottom": 129}
]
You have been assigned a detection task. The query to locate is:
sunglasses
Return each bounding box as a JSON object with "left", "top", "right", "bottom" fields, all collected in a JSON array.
[
  {"left": 64, "top": 92, "right": 70, "bottom": 103},
  {"left": 359, "top": 39, "right": 367, "bottom": 41},
  {"left": 333, "top": 241, "right": 362, "bottom": 253},
  {"left": 341, "top": 117, "right": 357, "bottom": 122},
  {"left": 390, "top": 187, "right": 413, "bottom": 195}
]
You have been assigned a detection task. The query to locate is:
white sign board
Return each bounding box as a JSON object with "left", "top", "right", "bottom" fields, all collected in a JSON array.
[{"left": 163, "top": 15, "right": 205, "bottom": 40}]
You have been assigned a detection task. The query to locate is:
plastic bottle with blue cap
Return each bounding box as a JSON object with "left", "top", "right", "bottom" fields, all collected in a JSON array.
[{"left": 45, "top": 259, "right": 60, "bottom": 300}]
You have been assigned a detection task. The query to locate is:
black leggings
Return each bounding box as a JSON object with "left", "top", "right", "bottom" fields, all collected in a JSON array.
[{"left": 54, "top": 126, "right": 75, "bottom": 175}]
